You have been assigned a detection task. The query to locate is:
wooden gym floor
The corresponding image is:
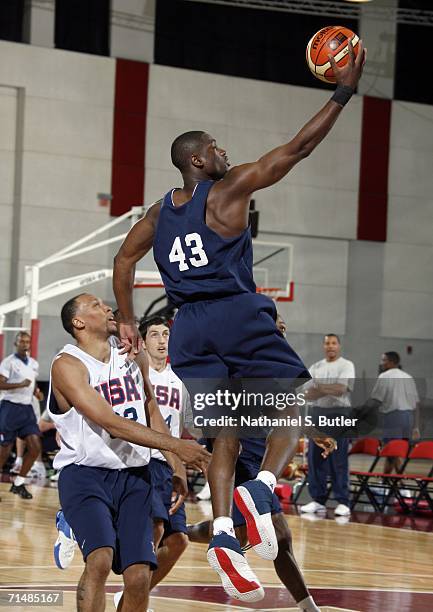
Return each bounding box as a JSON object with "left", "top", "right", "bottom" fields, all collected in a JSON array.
[{"left": 0, "top": 481, "right": 432, "bottom": 612}]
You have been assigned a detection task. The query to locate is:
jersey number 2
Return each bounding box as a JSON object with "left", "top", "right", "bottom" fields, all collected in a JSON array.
[{"left": 169, "top": 233, "right": 208, "bottom": 271}]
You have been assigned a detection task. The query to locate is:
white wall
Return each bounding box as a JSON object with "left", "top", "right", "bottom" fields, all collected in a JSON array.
[
  {"left": 383, "top": 100, "right": 433, "bottom": 340},
  {"left": 0, "top": 86, "right": 17, "bottom": 305},
  {"left": 0, "top": 41, "right": 116, "bottom": 375}
]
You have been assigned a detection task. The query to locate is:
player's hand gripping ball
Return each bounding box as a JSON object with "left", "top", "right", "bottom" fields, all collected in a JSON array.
[{"left": 306, "top": 26, "right": 360, "bottom": 84}]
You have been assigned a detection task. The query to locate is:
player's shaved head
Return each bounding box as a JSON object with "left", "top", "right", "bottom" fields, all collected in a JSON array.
[
  {"left": 171, "top": 131, "right": 207, "bottom": 172},
  {"left": 61, "top": 293, "right": 86, "bottom": 337}
]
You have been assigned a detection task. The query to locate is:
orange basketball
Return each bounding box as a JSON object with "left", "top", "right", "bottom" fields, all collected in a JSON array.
[{"left": 306, "top": 25, "right": 359, "bottom": 84}]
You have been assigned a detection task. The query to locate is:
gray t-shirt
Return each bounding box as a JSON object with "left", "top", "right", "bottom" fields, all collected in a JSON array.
[{"left": 371, "top": 368, "right": 419, "bottom": 414}]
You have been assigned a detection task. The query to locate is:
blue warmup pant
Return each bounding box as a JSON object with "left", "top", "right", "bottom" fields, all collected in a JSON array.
[{"left": 307, "top": 437, "right": 350, "bottom": 507}]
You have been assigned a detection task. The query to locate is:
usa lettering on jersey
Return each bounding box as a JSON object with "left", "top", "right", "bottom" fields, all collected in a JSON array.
[
  {"left": 95, "top": 375, "right": 142, "bottom": 406},
  {"left": 153, "top": 384, "right": 180, "bottom": 411}
]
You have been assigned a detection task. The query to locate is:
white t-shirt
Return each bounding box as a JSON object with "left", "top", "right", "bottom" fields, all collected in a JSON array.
[
  {"left": 47, "top": 336, "right": 150, "bottom": 470},
  {"left": 150, "top": 363, "right": 187, "bottom": 462},
  {"left": 0, "top": 353, "right": 39, "bottom": 405},
  {"left": 371, "top": 368, "right": 419, "bottom": 414},
  {"left": 309, "top": 357, "right": 355, "bottom": 408}
]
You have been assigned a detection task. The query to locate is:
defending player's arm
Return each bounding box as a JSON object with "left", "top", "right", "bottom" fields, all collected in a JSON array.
[
  {"left": 209, "top": 39, "right": 366, "bottom": 230},
  {"left": 136, "top": 350, "right": 189, "bottom": 512},
  {"left": 113, "top": 202, "right": 161, "bottom": 355},
  {"left": 136, "top": 351, "right": 187, "bottom": 471},
  {"left": 51, "top": 354, "right": 211, "bottom": 471}
]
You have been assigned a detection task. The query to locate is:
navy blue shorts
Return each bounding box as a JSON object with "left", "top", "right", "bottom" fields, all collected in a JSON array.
[
  {"left": 149, "top": 458, "right": 187, "bottom": 539},
  {"left": 382, "top": 410, "right": 414, "bottom": 443},
  {"left": 0, "top": 400, "right": 40, "bottom": 446},
  {"left": 232, "top": 455, "right": 281, "bottom": 528},
  {"left": 169, "top": 293, "right": 309, "bottom": 381},
  {"left": 58, "top": 464, "right": 156, "bottom": 574}
]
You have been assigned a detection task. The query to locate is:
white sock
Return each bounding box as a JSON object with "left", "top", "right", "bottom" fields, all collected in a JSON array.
[
  {"left": 213, "top": 516, "right": 234, "bottom": 537},
  {"left": 256, "top": 470, "right": 277, "bottom": 492},
  {"left": 14, "top": 457, "right": 23, "bottom": 466},
  {"left": 14, "top": 476, "right": 26, "bottom": 486},
  {"left": 298, "top": 595, "right": 320, "bottom": 611}
]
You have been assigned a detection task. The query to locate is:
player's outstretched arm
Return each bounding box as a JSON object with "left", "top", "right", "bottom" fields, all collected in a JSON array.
[
  {"left": 216, "top": 39, "right": 366, "bottom": 199},
  {"left": 51, "top": 354, "right": 211, "bottom": 471},
  {"left": 135, "top": 350, "right": 189, "bottom": 510},
  {"left": 113, "top": 202, "right": 161, "bottom": 355}
]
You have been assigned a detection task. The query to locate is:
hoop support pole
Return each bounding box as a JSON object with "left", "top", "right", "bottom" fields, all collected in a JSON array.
[
  {"left": 0, "top": 316, "right": 4, "bottom": 359},
  {"left": 30, "top": 319, "right": 40, "bottom": 359}
]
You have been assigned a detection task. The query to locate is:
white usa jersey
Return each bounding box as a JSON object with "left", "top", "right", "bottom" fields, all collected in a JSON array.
[
  {"left": 150, "top": 363, "right": 188, "bottom": 462},
  {"left": 47, "top": 336, "right": 150, "bottom": 470}
]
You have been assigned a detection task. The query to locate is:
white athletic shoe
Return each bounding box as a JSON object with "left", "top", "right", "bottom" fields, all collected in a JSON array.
[
  {"left": 54, "top": 510, "right": 77, "bottom": 569},
  {"left": 113, "top": 591, "right": 123, "bottom": 609},
  {"left": 233, "top": 480, "right": 278, "bottom": 561},
  {"left": 207, "top": 532, "right": 264, "bottom": 602},
  {"left": 50, "top": 471, "right": 60, "bottom": 482},
  {"left": 196, "top": 481, "right": 211, "bottom": 500},
  {"left": 300, "top": 501, "right": 326, "bottom": 513},
  {"left": 334, "top": 503, "right": 351, "bottom": 517}
]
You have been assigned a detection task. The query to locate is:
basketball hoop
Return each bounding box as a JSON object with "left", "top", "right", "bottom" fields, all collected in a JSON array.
[{"left": 256, "top": 282, "right": 294, "bottom": 302}]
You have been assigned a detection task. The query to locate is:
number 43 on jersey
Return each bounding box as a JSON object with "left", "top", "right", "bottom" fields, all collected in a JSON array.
[{"left": 169, "top": 233, "right": 208, "bottom": 271}]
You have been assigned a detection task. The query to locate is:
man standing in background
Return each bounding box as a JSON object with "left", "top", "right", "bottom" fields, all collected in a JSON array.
[
  {"left": 301, "top": 334, "right": 355, "bottom": 517},
  {"left": 0, "top": 331, "right": 41, "bottom": 500},
  {"left": 371, "top": 351, "right": 420, "bottom": 473}
]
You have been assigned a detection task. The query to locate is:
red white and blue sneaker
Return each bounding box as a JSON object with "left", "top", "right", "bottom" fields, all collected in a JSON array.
[
  {"left": 54, "top": 510, "right": 77, "bottom": 569},
  {"left": 207, "top": 532, "right": 264, "bottom": 602},
  {"left": 234, "top": 479, "right": 278, "bottom": 560}
]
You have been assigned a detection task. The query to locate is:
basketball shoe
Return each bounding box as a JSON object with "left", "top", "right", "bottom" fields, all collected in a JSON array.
[
  {"left": 207, "top": 532, "right": 264, "bottom": 602},
  {"left": 10, "top": 483, "right": 33, "bottom": 499},
  {"left": 233, "top": 479, "right": 278, "bottom": 560},
  {"left": 54, "top": 510, "right": 76, "bottom": 569}
]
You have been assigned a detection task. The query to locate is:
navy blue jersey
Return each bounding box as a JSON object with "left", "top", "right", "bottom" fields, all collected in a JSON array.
[{"left": 153, "top": 180, "right": 256, "bottom": 306}]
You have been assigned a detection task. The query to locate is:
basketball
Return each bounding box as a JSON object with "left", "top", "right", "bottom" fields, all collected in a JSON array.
[{"left": 306, "top": 25, "right": 360, "bottom": 83}]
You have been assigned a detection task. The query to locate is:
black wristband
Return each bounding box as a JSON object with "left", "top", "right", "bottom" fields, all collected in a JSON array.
[{"left": 331, "top": 85, "right": 354, "bottom": 107}]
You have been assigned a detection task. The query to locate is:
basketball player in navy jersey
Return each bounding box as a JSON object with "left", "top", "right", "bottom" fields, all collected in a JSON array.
[{"left": 114, "top": 41, "right": 365, "bottom": 601}]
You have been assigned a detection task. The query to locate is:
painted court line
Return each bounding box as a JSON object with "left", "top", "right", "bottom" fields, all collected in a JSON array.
[{"left": 2, "top": 564, "right": 433, "bottom": 582}]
